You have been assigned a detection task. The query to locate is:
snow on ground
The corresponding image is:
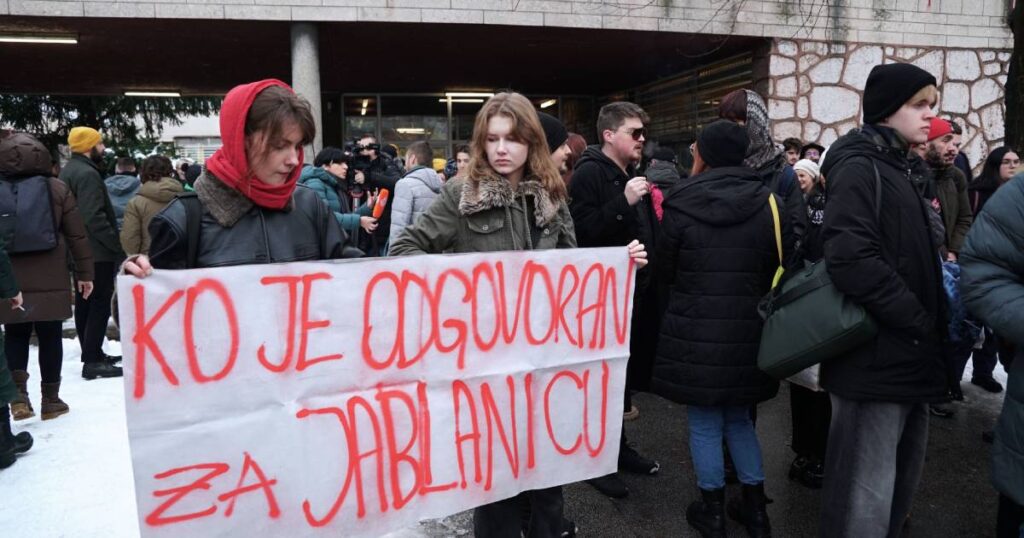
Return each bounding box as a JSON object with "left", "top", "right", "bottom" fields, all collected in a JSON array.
[{"left": 0, "top": 338, "right": 435, "bottom": 537}]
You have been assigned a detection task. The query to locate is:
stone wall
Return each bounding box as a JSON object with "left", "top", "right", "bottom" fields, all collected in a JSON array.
[
  {"left": 768, "top": 39, "right": 1010, "bottom": 172},
  {"left": 3, "top": 0, "right": 1013, "bottom": 49}
]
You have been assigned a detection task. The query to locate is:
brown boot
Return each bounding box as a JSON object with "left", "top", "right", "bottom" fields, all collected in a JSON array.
[
  {"left": 40, "top": 381, "right": 70, "bottom": 421},
  {"left": 10, "top": 371, "right": 34, "bottom": 421}
]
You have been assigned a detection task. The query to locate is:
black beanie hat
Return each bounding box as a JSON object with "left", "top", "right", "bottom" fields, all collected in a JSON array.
[
  {"left": 537, "top": 112, "right": 568, "bottom": 154},
  {"left": 697, "top": 120, "right": 749, "bottom": 169},
  {"left": 862, "top": 63, "right": 937, "bottom": 124}
]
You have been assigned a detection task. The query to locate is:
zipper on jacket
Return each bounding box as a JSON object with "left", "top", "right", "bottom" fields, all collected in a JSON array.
[{"left": 258, "top": 209, "right": 271, "bottom": 261}]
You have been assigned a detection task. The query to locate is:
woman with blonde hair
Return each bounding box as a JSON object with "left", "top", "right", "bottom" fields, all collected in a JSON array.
[{"left": 391, "top": 91, "right": 647, "bottom": 537}]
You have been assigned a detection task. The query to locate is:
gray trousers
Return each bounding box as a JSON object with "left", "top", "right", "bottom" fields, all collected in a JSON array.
[{"left": 819, "top": 395, "right": 929, "bottom": 538}]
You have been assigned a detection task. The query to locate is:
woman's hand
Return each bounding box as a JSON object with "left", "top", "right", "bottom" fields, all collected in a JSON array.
[
  {"left": 360, "top": 216, "right": 379, "bottom": 233},
  {"left": 627, "top": 239, "right": 648, "bottom": 268},
  {"left": 354, "top": 171, "right": 366, "bottom": 185},
  {"left": 77, "top": 281, "right": 94, "bottom": 300},
  {"left": 123, "top": 254, "right": 154, "bottom": 279},
  {"left": 9, "top": 292, "right": 23, "bottom": 310}
]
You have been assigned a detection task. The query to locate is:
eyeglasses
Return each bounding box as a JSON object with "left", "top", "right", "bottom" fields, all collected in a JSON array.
[{"left": 623, "top": 127, "right": 646, "bottom": 141}]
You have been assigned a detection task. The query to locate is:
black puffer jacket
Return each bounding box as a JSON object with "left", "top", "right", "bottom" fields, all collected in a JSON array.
[
  {"left": 819, "top": 125, "right": 947, "bottom": 403},
  {"left": 148, "top": 171, "right": 358, "bottom": 269},
  {"left": 651, "top": 166, "right": 792, "bottom": 407}
]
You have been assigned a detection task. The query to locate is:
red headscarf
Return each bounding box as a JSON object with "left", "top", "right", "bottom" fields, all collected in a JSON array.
[{"left": 205, "top": 79, "right": 305, "bottom": 209}]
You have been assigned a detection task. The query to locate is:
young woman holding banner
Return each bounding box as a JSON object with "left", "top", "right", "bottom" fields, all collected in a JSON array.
[
  {"left": 122, "top": 79, "right": 361, "bottom": 276},
  {"left": 389, "top": 92, "right": 648, "bottom": 537}
]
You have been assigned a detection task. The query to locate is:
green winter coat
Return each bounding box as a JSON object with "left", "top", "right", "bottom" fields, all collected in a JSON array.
[
  {"left": 960, "top": 174, "right": 1024, "bottom": 505},
  {"left": 934, "top": 165, "right": 973, "bottom": 255},
  {"left": 389, "top": 175, "right": 576, "bottom": 255},
  {"left": 120, "top": 176, "right": 184, "bottom": 255},
  {"left": 59, "top": 154, "right": 125, "bottom": 262},
  {"left": 0, "top": 244, "right": 20, "bottom": 405}
]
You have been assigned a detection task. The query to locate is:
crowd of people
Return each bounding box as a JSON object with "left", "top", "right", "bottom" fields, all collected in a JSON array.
[{"left": 0, "top": 61, "right": 1022, "bottom": 538}]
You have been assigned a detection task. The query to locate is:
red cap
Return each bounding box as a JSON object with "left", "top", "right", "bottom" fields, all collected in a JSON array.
[{"left": 927, "top": 118, "right": 953, "bottom": 141}]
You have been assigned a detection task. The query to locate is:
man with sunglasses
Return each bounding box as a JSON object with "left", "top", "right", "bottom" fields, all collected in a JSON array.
[{"left": 569, "top": 101, "right": 661, "bottom": 499}]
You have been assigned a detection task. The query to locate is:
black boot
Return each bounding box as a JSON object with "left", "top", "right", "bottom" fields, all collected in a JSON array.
[
  {"left": 82, "top": 361, "right": 123, "bottom": 380},
  {"left": 686, "top": 487, "right": 726, "bottom": 538},
  {"left": 728, "top": 483, "right": 771, "bottom": 537},
  {"left": 1, "top": 404, "right": 33, "bottom": 470}
]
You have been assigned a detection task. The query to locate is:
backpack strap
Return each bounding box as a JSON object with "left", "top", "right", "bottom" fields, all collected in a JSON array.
[
  {"left": 768, "top": 194, "right": 785, "bottom": 290},
  {"left": 175, "top": 192, "right": 202, "bottom": 269}
]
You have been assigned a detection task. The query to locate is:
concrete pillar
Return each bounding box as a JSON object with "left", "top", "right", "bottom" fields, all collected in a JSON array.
[{"left": 291, "top": 22, "right": 322, "bottom": 163}]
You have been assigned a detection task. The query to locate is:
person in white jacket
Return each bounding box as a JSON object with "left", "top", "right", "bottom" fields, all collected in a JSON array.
[{"left": 388, "top": 141, "right": 443, "bottom": 245}]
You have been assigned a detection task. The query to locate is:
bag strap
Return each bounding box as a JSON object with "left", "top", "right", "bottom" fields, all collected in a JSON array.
[
  {"left": 176, "top": 192, "right": 201, "bottom": 269},
  {"left": 768, "top": 193, "right": 785, "bottom": 290}
]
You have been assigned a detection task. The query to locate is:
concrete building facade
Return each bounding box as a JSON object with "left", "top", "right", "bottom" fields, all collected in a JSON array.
[{"left": 1, "top": 0, "right": 1014, "bottom": 166}]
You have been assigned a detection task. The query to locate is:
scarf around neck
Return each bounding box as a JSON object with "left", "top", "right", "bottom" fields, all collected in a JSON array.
[{"left": 204, "top": 79, "right": 304, "bottom": 210}]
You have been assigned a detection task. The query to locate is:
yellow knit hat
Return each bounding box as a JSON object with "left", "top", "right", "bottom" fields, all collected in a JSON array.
[
  {"left": 68, "top": 127, "right": 102, "bottom": 154},
  {"left": 432, "top": 158, "right": 446, "bottom": 173}
]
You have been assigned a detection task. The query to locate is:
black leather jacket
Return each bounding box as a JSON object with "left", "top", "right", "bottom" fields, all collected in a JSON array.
[{"left": 149, "top": 172, "right": 359, "bottom": 269}]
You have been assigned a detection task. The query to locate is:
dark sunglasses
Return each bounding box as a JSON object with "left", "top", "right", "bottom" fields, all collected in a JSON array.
[{"left": 624, "top": 127, "right": 646, "bottom": 141}]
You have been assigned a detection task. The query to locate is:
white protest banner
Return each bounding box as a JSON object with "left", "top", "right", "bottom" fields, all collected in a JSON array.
[{"left": 117, "top": 247, "right": 634, "bottom": 537}]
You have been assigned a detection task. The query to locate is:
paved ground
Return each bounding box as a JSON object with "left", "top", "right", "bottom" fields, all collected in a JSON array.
[{"left": 419, "top": 373, "right": 1008, "bottom": 537}]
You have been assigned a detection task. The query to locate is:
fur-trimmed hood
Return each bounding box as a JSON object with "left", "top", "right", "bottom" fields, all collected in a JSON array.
[{"left": 458, "top": 174, "right": 561, "bottom": 227}]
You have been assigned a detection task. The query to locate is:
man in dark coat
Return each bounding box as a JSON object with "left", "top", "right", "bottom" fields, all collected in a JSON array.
[
  {"left": 922, "top": 118, "right": 987, "bottom": 404},
  {"left": 59, "top": 127, "right": 124, "bottom": 379},
  {"left": 818, "top": 63, "right": 947, "bottom": 538},
  {"left": 960, "top": 173, "right": 1024, "bottom": 537},
  {"left": 568, "top": 101, "right": 659, "bottom": 499},
  {"left": 652, "top": 120, "right": 792, "bottom": 538},
  {"left": 355, "top": 134, "right": 403, "bottom": 257}
]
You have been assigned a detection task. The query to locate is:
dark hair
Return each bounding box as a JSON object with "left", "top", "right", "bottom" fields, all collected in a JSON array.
[
  {"left": 314, "top": 146, "right": 347, "bottom": 167},
  {"left": 944, "top": 117, "right": 964, "bottom": 136},
  {"left": 244, "top": 85, "right": 315, "bottom": 166},
  {"left": 596, "top": 101, "right": 649, "bottom": 138},
  {"left": 783, "top": 137, "right": 802, "bottom": 152},
  {"left": 406, "top": 141, "right": 432, "bottom": 167},
  {"left": 140, "top": 155, "right": 173, "bottom": 184},
  {"left": 116, "top": 156, "right": 136, "bottom": 172},
  {"left": 976, "top": 146, "right": 1015, "bottom": 187},
  {"left": 184, "top": 163, "right": 203, "bottom": 186},
  {"left": 455, "top": 144, "right": 470, "bottom": 156},
  {"left": 718, "top": 90, "right": 748, "bottom": 123}
]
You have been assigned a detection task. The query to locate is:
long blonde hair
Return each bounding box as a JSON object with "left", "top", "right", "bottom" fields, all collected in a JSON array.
[{"left": 466, "top": 92, "right": 567, "bottom": 201}]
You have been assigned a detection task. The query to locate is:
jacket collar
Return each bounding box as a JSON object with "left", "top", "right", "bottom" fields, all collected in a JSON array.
[
  {"left": 70, "top": 153, "right": 101, "bottom": 173},
  {"left": 458, "top": 175, "right": 560, "bottom": 227},
  {"left": 194, "top": 169, "right": 293, "bottom": 227}
]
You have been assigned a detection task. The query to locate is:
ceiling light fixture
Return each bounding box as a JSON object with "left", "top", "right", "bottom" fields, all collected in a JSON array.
[
  {"left": 438, "top": 98, "right": 484, "bottom": 103},
  {"left": 361, "top": 98, "right": 369, "bottom": 116},
  {"left": 445, "top": 92, "right": 494, "bottom": 98},
  {"left": 397, "top": 128, "right": 426, "bottom": 135},
  {"left": 124, "top": 91, "right": 181, "bottom": 97},
  {"left": 0, "top": 33, "right": 78, "bottom": 44},
  {"left": 539, "top": 99, "right": 557, "bottom": 109}
]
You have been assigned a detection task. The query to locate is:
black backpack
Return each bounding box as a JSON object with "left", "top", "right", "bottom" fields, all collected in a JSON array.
[{"left": 0, "top": 175, "right": 58, "bottom": 254}]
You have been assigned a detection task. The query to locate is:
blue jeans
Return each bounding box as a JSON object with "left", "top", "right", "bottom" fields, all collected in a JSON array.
[{"left": 687, "top": 405, "right": 765, "bottom": 490}]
